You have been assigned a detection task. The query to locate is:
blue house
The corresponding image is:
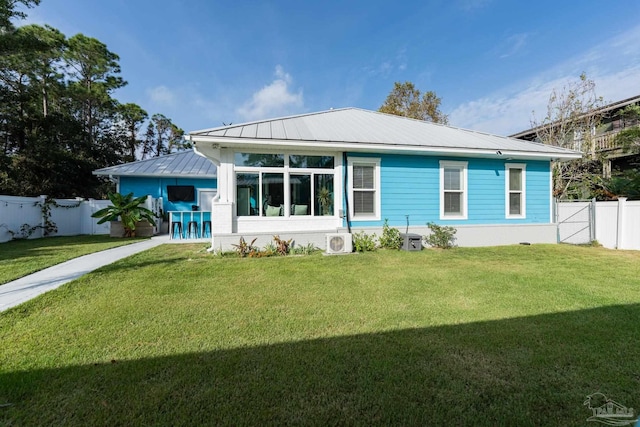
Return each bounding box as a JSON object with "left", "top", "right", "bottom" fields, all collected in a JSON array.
[
  {"left": 186, "top": 108, "right": 581, "bottom": 251},
  {"left": 93, "top": 150, "right": 217, "bottom": 237}
]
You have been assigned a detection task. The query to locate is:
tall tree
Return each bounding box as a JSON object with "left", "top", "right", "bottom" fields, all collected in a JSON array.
[
  {"left": 0, "top": 2, "right": 186, "bottom": 198},
  {"left": 379, "top": 81, "right": 449, "bottom": 124},
  {"left": 64, "top": 33, "right": 125, "bottom": 145},
  {"left": 142, "top": 113, "right": 186, "bottom": 159},
  {"left": 17, "top": 24, "right": 65, "bottom": 117},
  {"left": 0, "top": 0, "right": 40, "bottom": 55},
  {"left": 116, "top": 103, "right": 148, "bottom": 162},
  {"left": 532, "top": 73, "right": 604, "bottom": 199}
]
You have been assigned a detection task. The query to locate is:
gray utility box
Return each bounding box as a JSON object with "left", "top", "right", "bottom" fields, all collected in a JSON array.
[{"left": 400, "top": 233, "right": 422, "bottom": 251}]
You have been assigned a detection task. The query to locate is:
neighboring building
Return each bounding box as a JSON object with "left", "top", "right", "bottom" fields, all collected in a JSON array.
[
  {"left": 93, "top": 150, "right": 218, "bottom": 215},
  {"left": 187, "top": 107, "right": 580, "bottom": 251},
  {"left": 510, "top": 95, "right": 640, "bottom": 176}
]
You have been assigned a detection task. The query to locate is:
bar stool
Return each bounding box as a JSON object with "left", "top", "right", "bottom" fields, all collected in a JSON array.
[
  {"left": 187, "top": 221, "right": 199, "bottom": 239},
  {"left": 202, "top": 220, "right": 212, "bottom": 238},
  {"left": 171, "top": 221, "right": 183, "bottom": 239}
]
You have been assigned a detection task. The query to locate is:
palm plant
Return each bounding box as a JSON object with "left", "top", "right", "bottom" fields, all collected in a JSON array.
[
  {"left": 92, "top": 193, "right": 156, "bottom": 237},
  {"left": 317, "top": 187, "right": 332, "bottom": 215}
]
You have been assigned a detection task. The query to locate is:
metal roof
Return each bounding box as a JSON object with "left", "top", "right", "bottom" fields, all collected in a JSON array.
[
  {"left": 189, "top": 108, "right": 581, "bottom": 159},
  {"left": 93, "top": 150, "right": 217, "bottom": 178}
]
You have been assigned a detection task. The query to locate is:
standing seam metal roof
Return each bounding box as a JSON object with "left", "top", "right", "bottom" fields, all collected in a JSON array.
[
  {"left": 188, "top": 107, "right": 581, "bottom": 157},
  {"left": 93, "top": 151, "right": 217, "bottom": 177}
]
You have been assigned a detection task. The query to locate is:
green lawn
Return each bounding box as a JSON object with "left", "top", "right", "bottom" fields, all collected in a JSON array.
[
  {"left": 1, "top": 244, "right": 639, "bottom": 426},
  {"left": 0, "top": 235, "right": 147, "bottom": 285}
]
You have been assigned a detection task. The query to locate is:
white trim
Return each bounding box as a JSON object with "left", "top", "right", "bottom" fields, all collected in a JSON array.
[
  {"left": 192, "top": 138, "right": 581, "bottom": 161},
  {"left": 439, "top": 160, "right": 468, "bottom": 220},
  {"left": 505, "top": 163, "right": 526, "bottom": 219},
  {"left": 233, "top": 150, "right": 340, "bottom": 219},
  {"left": 347, "top": 157, "right": 381, "bottom": 221}
]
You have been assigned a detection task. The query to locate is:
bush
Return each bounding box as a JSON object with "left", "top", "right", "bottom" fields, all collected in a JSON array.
[
  {"left": 291, "top": 243, "right": 319, "bottom": 255},
  {"left": 232, "top": 236, "right": 313, "bottom": 258},
  {"left": 379, "top": 219, "right": 402, "bottom": 249},
  {"left": 232, "top": 237, "right": 259, "bottom": 257},
  {"left": 273, "top": 235, "right": 292, "bottom": 256},
  {"left": 353, "top": 231, "right": 377, "bottom": 252},
  {"left": 423, "top": 222, "right": 457, "bottom": 249}
]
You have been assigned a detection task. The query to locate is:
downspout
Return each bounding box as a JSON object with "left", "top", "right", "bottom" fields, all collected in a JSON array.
[
  {"left": 343, "top": 152, "right": 352, "bottom": 234},
  {"left": 109, "top": 175, "right": 120, "bottom": 193}
]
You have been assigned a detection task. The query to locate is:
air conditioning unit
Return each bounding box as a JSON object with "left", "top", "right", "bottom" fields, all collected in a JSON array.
[{"left": 326, "top": 233, "right": 353, "bottom": 254}]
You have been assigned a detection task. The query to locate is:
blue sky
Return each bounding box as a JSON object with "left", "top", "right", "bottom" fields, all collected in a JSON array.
[{"left": 22, "top": 0, "right": 640, "bottom": 135}]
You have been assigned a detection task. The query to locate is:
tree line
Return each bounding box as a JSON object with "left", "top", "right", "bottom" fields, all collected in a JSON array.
[{"left": 0, "top": 0, "right": 188, "bottom": 198}]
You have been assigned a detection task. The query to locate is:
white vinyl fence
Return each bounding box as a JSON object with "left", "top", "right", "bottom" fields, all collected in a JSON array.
[
  {"left": 0, "top": 195, "right": 162, "bottom": 243},
  {"left": 556, "top": 197, "right": 640, "bottom": 250}
]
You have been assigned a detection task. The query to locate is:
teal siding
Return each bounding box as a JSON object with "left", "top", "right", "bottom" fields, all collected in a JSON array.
[
  {"left": 119, "top": 177, "right": 217, "bottom": 212},
  {"left": 346, "top": 153, "right": 550, "bottom": 227}
]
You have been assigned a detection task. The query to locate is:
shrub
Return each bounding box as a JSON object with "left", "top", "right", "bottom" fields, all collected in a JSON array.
[
  {"left": 273, "top": 235, "right": 292, "bottom": 256},
  {"left": 379, "top": 219, "right": 402, "bottom": 249},
  {"left": 423, "top": 222, "right": 457, "bottom": 249},
  {"left": 232, "top": 236, "right": 315, "bottom": 258},
  {"left": 353, "top": 231, "right": 377, "bottom": 252},
  {"left": 261, "top": 242, "right": 277, "bottom": 257},
  {"left": 232, "top": 237, "right": 258, "bottom": 257},
  {"left": 291, "top": 243, "right": 319, "bottom": 255}
]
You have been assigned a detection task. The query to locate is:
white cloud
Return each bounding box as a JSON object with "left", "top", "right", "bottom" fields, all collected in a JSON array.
[
  {"left": 449, "top": 25, "right": 640, "bottom": 136},
  {"left": 236, "top": 66, "right": 304, "bottom": 121},
  {"left": 498, "top": 33, "right": 529, "bottom": 59},
  {"left": 147, "top": 85, "right": 176, "bottom": 105}
]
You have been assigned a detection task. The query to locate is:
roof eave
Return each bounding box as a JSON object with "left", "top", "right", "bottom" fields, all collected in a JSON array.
[
  {"left": 93, "top": 171, "right": 217, "bottom": 178},
  {"left": 190, "top": 135, "right": 582, "bottom": 161}
]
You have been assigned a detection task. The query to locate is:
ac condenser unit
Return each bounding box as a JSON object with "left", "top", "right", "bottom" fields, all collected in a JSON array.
[{"left": 326, "top": 233, "right": 353, "bottom": 254}]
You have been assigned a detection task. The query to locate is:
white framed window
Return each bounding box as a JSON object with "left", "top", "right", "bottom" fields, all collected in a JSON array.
[
  {"left": 348, "top": 157, "right": 380, "bottom": 220},
  {"left": 439, "top": 160, "right": 467, "bottom": 220},
  {"left": 234, "top": 152, "right": 337, "bottom": 218},
  {"left": 506, "top": 163, "right": 526, "bottom": 218}
]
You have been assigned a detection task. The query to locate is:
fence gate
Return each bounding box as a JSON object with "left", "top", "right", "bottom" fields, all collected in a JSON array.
[{"left": 555, "top": 199, "right": 596, "bottom": 244}]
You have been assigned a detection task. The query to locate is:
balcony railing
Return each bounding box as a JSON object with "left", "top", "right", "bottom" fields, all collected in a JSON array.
[
  {"left": 168, "top": 211, "right": 211, "bottom": 240},
  {"left": 594, "top": 131, "right": 621, "bottom": 152}
]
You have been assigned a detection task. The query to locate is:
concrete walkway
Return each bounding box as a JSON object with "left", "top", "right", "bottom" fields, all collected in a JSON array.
[{"left": 0, "top": 236, "right": 169, "bottom": 313}]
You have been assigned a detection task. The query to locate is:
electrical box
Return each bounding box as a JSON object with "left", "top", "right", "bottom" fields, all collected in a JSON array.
[{"left": 400, "top": 233, "right": 422, "bottom": 251}]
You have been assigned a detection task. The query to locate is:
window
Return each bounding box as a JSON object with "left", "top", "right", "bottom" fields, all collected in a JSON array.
[
  {"left": 439, "top": 161, "right": 467, "bottom": 219},
  {"left": 506, "top": 164, "right": 526, "bottom": 218},
  {"left": 348, "top": 158, "right": 380, "bottom": 220},
  {"left": 235, "top": 152, "right": 337, "bottom": 217},
  {"left": 236, "top": 173, "right": 259, "bottom": 216}
]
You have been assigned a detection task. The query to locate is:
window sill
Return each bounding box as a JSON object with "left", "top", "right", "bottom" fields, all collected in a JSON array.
[
  {"left": 506, "top": 215, "right": 526, "bottom": 220},
  {"left": 351, "top": 215, "right": 380, "bottom": 221},
  {"left": 440, "top": 215, "right": 467, "bottom": 221}
]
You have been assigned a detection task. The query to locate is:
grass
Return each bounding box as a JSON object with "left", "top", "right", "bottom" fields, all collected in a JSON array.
[
  {"left": 1, "top": 244, "right": 639, "bottom": 425},
  {"left": 0, "top": 235, "right": 148, "bottom": 285}
]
